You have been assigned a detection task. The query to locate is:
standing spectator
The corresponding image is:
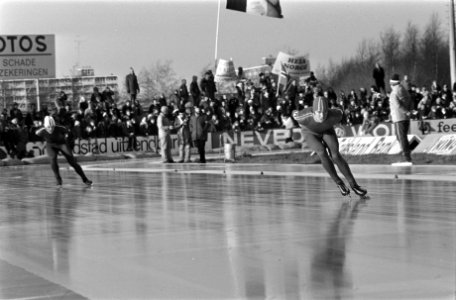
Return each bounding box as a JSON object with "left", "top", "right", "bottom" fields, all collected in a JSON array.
[
  {"left": 148, "top": 98, "right": 160, "bottom": 114},
  {"left": 90, "top": 87, "right": 103, "bottom": 105},
  {"left": 55, "top": 91, "right": 68, "bottom": 110},
  {"left": 389, "top": 74, "right": 413, "bottom": 164},
  {"left": 157, "top": 106, "right": 174, "bottom": 163},
  {"left": 102, "top": 86, "right": 115, "bottom": 108},
  {"left": 125, "top": 67, "right": 140, "bottom": 101},
  {"left": 402, "top": 75, "right": 411, "bottom": 91},
  {"left": 125, "top": 119, "right": 137, "bottom": 151},
  {"left": 259, "top": 72, "right": 272, "bottom": 93},
  {"left": 179, "top": 79, "right": 190, "bottom": 108},
  {"left": 200, "top": 70, "right": 217, "bottom": 100},
  {"left": 190, "top": 107, "right": 209, "bottom": 163},
  {"left": 305, "top": 71, "right": 318, "bottom": 87},
  {"left": 174, "top": 109, "right": 191, "bottom": 163},
  {"left": 78, "top": 96, "right": 88, "bottom": 114},
  {"left": 285, "top": 79, "right": 299, "bottom": 110},
  {"left": 372, "top": 63, "right": 385, "bottom": 93},
  {"left": 430, "top": 80, "right": 441, "bottom": 103},
  {"left": 10, "top": 102, "right": 23, "bottom": 125},
  {"left": 190, "top": 75, "right": 201, "bottom": 107}
]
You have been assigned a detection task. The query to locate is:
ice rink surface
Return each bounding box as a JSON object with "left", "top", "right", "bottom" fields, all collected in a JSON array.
[{"left": 0, "top": 159, "right": 455, "bottom": 299}]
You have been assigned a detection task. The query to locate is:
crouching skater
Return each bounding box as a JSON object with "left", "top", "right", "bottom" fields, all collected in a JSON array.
[
  {"left": 292, "top": 88, "right": 367, "bottom": 197},
  {"left": 36, "top": 116, "right": 92, "bottom": 187}
]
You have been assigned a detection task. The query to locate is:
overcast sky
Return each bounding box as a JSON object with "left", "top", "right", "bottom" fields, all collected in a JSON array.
[{"left": 0, "top": 0, "right": 449, "bottom": 81}]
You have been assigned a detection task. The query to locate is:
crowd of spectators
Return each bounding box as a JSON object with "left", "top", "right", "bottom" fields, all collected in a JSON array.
[{"left": 1, "top": 68, "right": 456, "bottom": 159}]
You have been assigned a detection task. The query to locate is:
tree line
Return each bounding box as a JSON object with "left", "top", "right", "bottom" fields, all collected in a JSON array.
[{"left": 317, "top": 13, "right": 451, "bottom": 93}]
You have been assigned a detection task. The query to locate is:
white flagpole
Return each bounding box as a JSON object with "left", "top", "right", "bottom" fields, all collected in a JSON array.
[
  {"left": 214, "top": 0, "right": 222, "bottom": 67},
  {"left": 450, "top": 0, "right": 456, "bottom": 87}
]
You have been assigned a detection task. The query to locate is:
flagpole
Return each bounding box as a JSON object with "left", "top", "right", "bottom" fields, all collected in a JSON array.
[{"left": 214, "top": 0, "right": 222, "bottom": 68}]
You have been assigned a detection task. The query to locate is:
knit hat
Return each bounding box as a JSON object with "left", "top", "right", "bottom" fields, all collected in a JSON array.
[
  {"left": 390, "top": 74, "right": 401, "bottom": 85},
  {"left": 312, "top": 96, "right": 328, "bottom": 123}
]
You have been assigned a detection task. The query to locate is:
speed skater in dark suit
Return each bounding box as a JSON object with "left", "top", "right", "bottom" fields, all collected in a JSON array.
[
  {"left": 36, "top": 116, "right": 92, "bottom": 187},
  {"left": 292, "top": 89, "right": 367, "bottom": 197}
]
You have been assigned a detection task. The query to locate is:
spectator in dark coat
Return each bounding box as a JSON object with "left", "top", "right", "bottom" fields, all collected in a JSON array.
[
  {"left": 200, "top": 71, "right": 217, "bottom": 100},
  {"left": 373, "top": 63, "right": 385, "bottom": 93},
  {"left": 90, "top": 87, "right": 103, "bottom": 105},
  {"left": 179, "top": 79, "right": 190, "bottom": 108},
  {"left": 125, "top": 67, "right": 140, "bottom": 101},
  {"left": 190, "top": 107, "right": 209, "bottom": 163},
  {"left": 190, "top": 75, "right": 201, "bottom": 107},
  {"left": 9, "top": 102, "right": 23, "bottom": 125}
]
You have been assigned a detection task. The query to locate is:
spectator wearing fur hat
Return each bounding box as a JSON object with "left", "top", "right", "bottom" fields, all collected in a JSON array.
[{"left": 389, "top": 73, "right": 413, "bottom": 163}]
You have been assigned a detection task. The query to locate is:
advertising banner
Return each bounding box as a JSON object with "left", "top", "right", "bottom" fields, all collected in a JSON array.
[
  {"left": 410, "top": 118, "right": 456, "bottom": 138},
  {"left": 271, "top": 52, "right": 310, "bottom": 78},
  {"left": 27, "top": 136, "right": 160, "bottom": 157},
  {"left": 413, "top": 134, "right": 456, "bottom": 155},
  {"left": 335, "top": 123, "right": 395, "bottom": 138},
  {"left": 210, "top": 128, "right": 305, "bottom": 148},
  {"left": 0, "top": 35, "right": 56, "bottom": 80},
  {"left": 338, "top": 135, "right": 420, "bottom": 155}
]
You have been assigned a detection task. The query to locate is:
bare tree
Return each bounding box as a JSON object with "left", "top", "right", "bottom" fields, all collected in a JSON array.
[
  {"left": 420, "top": 13, "right": 444, "bottom": 82},
  {"left": 137, "top": 60, "right": 179, "bottom": 107},
  {"left": 401, "top": 22, "right": 420, "bottom": 81},
  {"left": 380, "top": 27, "right": 401, "bottom": 76}
]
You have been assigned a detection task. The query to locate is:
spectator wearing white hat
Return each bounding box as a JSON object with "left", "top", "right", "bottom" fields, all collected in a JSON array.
[{"left": 389, "top": 73, "right": 413, "bottom": 163}]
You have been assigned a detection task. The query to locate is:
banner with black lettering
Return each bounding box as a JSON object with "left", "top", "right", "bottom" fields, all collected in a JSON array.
[{"left": 272, "top": 52, "right": 310, "bottom": 78}]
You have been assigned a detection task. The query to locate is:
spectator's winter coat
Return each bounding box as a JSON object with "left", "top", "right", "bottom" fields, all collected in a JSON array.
[
  {"left": 389, "top": 84, "right": 412, "bottom": 123},
  {"left": 190, "top": 114, "right": 209, "bottom": 141}
]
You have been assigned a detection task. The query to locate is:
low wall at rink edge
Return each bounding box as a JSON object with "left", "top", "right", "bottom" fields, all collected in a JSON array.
[{"left": 17, "top": 117, "right": 456, "bottom": 157}]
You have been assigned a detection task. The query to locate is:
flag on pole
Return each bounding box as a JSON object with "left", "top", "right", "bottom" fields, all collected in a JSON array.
[{"left": 226, "top": 0, "right": 283, "bottom": 18}]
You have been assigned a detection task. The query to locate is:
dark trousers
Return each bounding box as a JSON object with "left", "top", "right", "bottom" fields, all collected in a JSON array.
[
  {"left": 194, "top": 139, "right": 206, "bottom": 163},
  {"left": 304, "top": 128, "right": 357, "bottom": 187},
  {"left": 46, "top": 143, "right": 88, "bottom": 185},
  {"left": 394, "top": 120, "right": 411, "bottom": 161}
]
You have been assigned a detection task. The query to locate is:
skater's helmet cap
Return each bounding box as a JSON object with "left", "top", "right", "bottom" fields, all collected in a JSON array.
[
  {"left": 44, "top": 116, "right": 56, "bottom": 129},
  {"left": 312, "top": 96, "right": 328, "bottom": 123}
]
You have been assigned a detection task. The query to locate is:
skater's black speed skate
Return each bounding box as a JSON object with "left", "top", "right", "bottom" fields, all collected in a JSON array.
[
  {"left": 350, "top": 184, "right": 369, "bottom": 199},
  {"left": 337, "top": 182, "right": 350, "bottom": 196}
]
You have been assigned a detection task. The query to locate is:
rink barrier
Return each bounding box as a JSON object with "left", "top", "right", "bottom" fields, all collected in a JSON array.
[
  {"left": 21, "top": 122, "right": 440, "bottom": 157},
  {"left": 413, "top": 134, "right": 456, "bottom": 155}
]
